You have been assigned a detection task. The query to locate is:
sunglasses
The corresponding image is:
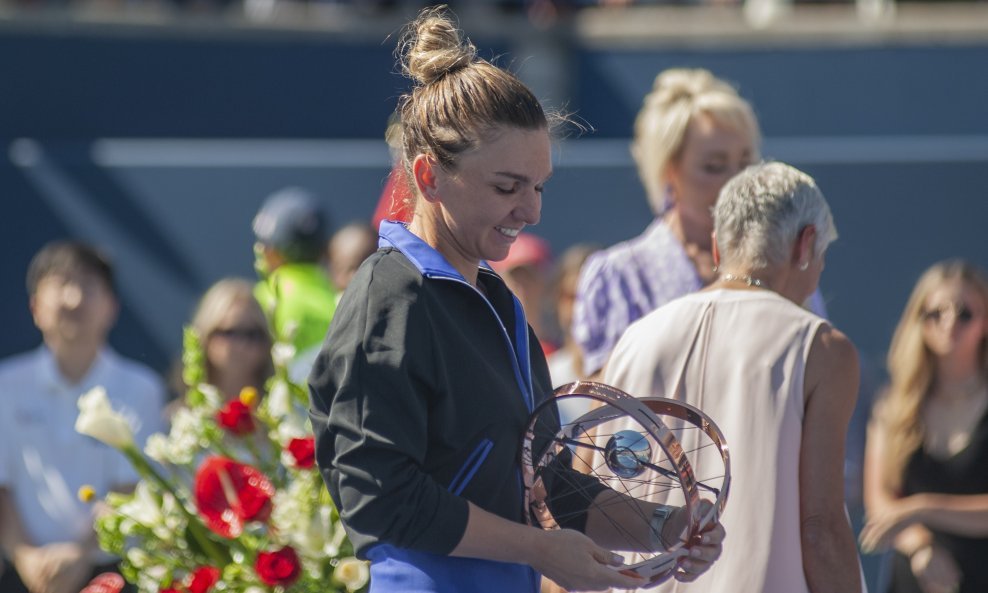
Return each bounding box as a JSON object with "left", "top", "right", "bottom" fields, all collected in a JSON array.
[
  {"left": 921, "top": 305, "right": 976, "bottom": 325},
  {"left": 212, "top": 327, "right": 268, "bottom": 342}
]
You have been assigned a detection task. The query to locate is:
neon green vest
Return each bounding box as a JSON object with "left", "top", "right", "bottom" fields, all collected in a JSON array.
[{"left": 255, "top": 263, "right": 337, "bottom": 354}]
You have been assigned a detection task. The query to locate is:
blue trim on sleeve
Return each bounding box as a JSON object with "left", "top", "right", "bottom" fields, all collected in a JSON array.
[{"left": 448, "top": 438, "right": 494, "bottom": 496}]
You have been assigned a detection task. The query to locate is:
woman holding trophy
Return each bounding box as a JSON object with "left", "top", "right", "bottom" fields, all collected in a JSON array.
[{"left": 307, "top": 6, "right": 724, "bottom": 593}]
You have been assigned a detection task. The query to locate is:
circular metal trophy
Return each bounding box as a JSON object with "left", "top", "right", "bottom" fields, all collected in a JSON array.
[{"left": 521, "top": 381, "right": 731, "bottom": 587}]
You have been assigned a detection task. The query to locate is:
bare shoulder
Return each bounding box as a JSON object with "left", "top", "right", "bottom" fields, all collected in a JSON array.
[{"left": 805, "top": 323, "right": 860, "bottom": 406}]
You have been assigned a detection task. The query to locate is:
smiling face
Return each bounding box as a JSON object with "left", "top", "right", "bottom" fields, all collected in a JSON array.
[
  {"left": 415, "top": 126, "right": 553, "bottom": 283},
  {"left": 921, "top": 278, "right": 988, "bottom": 363},
  {"left": 667, "top": 113, "right": 756, "bottom": 237}
]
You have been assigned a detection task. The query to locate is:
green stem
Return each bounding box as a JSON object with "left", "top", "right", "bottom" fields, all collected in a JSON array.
[{"left": 122, "top": 446, "right": 228, "bottom": 566}]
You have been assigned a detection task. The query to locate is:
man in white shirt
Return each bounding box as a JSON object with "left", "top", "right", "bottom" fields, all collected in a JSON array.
[{"left": 0, "top": 241, "right": 165, "bottom": 593}]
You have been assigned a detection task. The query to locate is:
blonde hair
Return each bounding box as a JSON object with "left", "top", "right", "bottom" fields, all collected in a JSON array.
[
  {"left": 631, "top": 68, "right": 762, "bottom": 215},
  {"left": 395, "top": 6, "right": 549, "bottom": 179},
  {"left": 878, "top": 260, "right": 988, "bottom": 491},
  {"left": 191, "top": 278, "right": 273, "bottom": 388}
]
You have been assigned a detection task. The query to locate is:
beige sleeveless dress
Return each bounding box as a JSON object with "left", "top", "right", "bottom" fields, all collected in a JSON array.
[{"left": 604, "top": 288, "right": 825, "bottom": 593}]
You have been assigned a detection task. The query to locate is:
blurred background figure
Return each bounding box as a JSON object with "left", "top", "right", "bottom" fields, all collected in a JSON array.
[
  {"left": 0, "top": 240, "right": 165, "bottom": 593},
  {"left": 546, "top": 242, "right": 599, "bottom": 385},
  {"left": 605, "top": 161, "right": 863, "bottom": 593},
  {"left": 252, "top": 187, "right": 337, "bottom": 378},
  {"left": 861, "top": 260, "right": 988, "bottom": 593},
  {"left": 546, "top": 243, "right": 599, "bottom": 430},
  {"left": 174, "top": 278, "right": 273, "bottom": 403},
  {"left": 571, "top": 67, "right": 764, "bottom": 378},
  {"left": 371, "top": 112, "right": 415, "bottom": 230},
  {"left": 490, "top": 232, "right": 556, "bottom": 357},
  {"left": 327, "top": 221, "right": 379, "bottom": 297}
]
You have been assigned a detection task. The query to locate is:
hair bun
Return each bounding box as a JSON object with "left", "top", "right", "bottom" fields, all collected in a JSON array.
[
  {"left": 400, "top": 7, "right": 477, "bottom": 86},
  {"left": 651, "top": 68, "right": 735, "bottom": 107}
]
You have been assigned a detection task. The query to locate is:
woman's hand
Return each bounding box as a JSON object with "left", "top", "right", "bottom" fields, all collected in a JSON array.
[
  {"left": 859, "top": 495, "right": 927, "bottom": 552},
  {"left": 530, "top": 528, "right": 645, "bottom": 592},
  {"left": 910, "top": 543, "right": 961, "bottom": 593},
  {"left": 672, "top": 499, "right": 725, "bottom": 582}
]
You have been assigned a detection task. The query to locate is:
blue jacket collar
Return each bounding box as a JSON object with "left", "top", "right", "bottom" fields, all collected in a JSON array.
[{"left": 378, "top": 220, "right": 495, "bottom": 281}]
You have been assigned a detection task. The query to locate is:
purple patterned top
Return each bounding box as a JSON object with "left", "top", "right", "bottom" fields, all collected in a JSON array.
[
  {"left": 573, "top": 219, "right": 700, "bottom": 375},
  {"left": 573, "top": 218, "right": 827, "bottom": 374}
]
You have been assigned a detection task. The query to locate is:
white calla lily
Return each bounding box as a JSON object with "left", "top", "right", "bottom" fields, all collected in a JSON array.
[{"left": 75, "top": 386, "right": 134, "bottom": 449}]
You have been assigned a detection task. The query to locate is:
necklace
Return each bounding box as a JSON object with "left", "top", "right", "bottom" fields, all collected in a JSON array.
[{"left": 719, "top": 272, "right": 764, "bottom": 287}]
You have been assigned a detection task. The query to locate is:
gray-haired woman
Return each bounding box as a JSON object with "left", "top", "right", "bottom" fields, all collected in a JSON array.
[{"left": 604, "top": 161, "right": 864, "bottom": 593}]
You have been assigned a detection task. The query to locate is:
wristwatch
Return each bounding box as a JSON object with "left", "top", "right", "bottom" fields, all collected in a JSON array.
[{"left": 649, "top": 505, "right": 674, "bottom": 550}]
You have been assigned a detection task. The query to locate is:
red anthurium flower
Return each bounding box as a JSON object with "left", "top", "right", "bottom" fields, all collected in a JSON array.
[
  {"left": 216, "top": 400, "right": 255, "bottom": 435},
  {"left": 186, "top": 566, "right": 221, "bottom": 593},
  {"left": 255, "top": 546, "right": 302, "bottom": 587},
  {"left": 287, "top": 436, "right": 316, "bottom": 469},
  {"left": 194, "top": 456, "right": 274, "bottom": 538}
]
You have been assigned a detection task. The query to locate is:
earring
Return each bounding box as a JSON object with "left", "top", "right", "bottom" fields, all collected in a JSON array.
[{"left": 799, "top": 261, "right": 809, "bottom": 271}]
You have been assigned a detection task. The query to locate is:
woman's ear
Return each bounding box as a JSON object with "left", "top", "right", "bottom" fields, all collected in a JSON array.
[
  {"left": 711, "top": 231, "right": 721, "bottom": 267},
  {"left": 794, "top": 225, "right": 817, "bottom": 270},
  {"left": 412, "top": 154, "right": 440, "bottom": 203}
]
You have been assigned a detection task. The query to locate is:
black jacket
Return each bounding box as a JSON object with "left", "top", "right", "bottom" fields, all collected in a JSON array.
[{"left": 309, "top": 222, "right": 599, "bottom": 559}]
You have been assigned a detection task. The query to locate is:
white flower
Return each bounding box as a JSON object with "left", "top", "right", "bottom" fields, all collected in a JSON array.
[
  {"left": 197, "top": 383, "right": 224, "bottom": 412},
  {"left": 118, "top": 482, "right": 162, "bottom": 527},
  {"left": 271, "top": 342, "right": 296, "bottom": 367},
  {"left": 136, "top": 565, "right": 167, "bottom": 593},
  {"left": 126, "top": 548, "right": 151, "bottom": 569},
  {"left": 147, "top": 408, "right": 203, "bottom": 465},
  {"left": 75, "top": 386, "right": 134, "bottom": 449},
  {"left": 143, "top": 434, "right": 170, "bottom": 464},
  {"left": 266, "top": 380, "right": 293, "bottom": 419},
  {"left": 333, "top": 557, "right": 369, "bottom": 592}
]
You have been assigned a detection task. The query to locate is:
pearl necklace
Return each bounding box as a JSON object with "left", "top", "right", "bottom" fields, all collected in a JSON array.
[{"left": 719, "top": 272, "right": 764, "bottom": 287}]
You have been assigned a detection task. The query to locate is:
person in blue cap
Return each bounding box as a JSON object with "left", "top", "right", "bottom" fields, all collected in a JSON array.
[{"left": 252, "top": 187, "right": 337, "bottom": 375}]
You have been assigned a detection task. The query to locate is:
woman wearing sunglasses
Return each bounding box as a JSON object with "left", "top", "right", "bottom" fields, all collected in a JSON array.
[
  {"left": 860, "top": 260, "right": 988, "bottom": 593},
  {"left": 178, "top": 278, "right": 273, "bottom": 402}
]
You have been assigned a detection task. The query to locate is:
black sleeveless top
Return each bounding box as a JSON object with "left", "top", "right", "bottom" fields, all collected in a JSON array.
[{"left": 887, "top": 406, "right": 988, "bottom": 593}]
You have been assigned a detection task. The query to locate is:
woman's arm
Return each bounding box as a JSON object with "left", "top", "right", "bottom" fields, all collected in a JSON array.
[
  {"left": 452, "top": 502, "right": 646, "bottom": 592},
  {"left": 861, "top": 412, "right": 938, "bottom": 556},
  {"left": 861, "top": 493, "right": 988, "bottom": 548},
  {"left": 800, "top": 325, "right": 863, "bottom": 593},
  {"left": 861, "top": 405, "right": 961, "bottom": 593}
]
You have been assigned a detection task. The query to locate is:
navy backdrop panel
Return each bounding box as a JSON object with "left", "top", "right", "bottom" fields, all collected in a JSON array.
[{"left": 575, "top": 43, "right": 988, "bottom": 137}]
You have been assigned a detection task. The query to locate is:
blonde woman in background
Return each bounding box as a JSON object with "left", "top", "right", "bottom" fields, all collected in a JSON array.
[
  {"left": 181, "top": 278, "right": 273, "bottom": 401},
  {"left": 861, "top": 260, "right": 988, "bottom": 593},
  {"left": 572, "top": 68, "right": 766, "bottom": 378}
]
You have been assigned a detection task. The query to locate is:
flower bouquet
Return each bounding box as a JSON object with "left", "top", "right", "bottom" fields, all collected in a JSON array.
[{"left": 76, "top": 329, "right": 368, "bottom": 593}]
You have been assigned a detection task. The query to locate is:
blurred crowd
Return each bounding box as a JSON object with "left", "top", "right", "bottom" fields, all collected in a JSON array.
[
  {"left": 1, "top": 62, "right": 986, "bottom": 593},
  {"left": 5, "top": 0, "right": 979, "bottom": 22}
]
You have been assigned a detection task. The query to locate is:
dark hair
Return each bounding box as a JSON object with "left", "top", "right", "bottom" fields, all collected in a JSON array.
[
  {"left": 26, "top": 240, "right": 116, "bottom": 297},
  {"left": 395, "top": 5, "right": 549, "bottom": 174}
]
